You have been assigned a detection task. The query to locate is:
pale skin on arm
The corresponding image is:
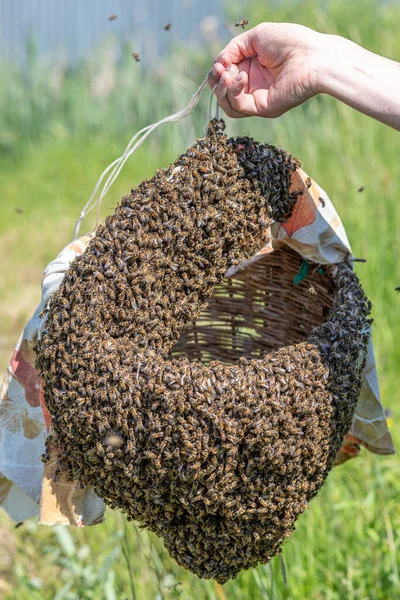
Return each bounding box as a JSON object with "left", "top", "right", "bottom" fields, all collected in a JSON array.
[{"left": 208, "top": 23, "right": 400, "bottom": 131}]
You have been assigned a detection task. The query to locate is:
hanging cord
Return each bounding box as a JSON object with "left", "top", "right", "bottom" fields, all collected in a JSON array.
[
  {"left": 208, "top": 83, "right": 220, "bottom": 123},
  {"left": 73, "top": 76, "right": 210, "bottom": 240}
]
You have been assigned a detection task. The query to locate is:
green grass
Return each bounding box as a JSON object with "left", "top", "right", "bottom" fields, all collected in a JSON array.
[{"left": 1, "top": 0, "right": 400, "bottom": 598}]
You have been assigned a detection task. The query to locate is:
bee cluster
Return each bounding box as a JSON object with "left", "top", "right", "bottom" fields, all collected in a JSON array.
[
  {"left": 230, "top": 136, "right": 301, "bottom": 223},
  {"left": 36, "top": 120, "right": 371, "bottom": 583}
]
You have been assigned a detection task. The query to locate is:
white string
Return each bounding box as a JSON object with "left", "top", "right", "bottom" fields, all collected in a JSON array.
[
  {"left": 73, "top": 77, "right": 209, "bottom": 240},
  {"left": 208, "top": 84, "right": 220, "bottom": 123}
]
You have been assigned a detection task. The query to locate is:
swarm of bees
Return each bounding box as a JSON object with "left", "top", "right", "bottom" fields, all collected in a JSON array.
[{"left": 36, "top": 120, "right": 371, "bottom": 583}]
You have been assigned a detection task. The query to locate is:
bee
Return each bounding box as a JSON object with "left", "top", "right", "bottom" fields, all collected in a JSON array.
[
  {"left": 15, "top": 207, "right": 24, "bottom": 214},
  {"left": 59, "top": 309, "right": 69, "bottom": 325},
  {"left": 40, "top": 451, "right": 50, "bottom": 463},
  {"left": 235, "top": 19, "right": 249, "bottom": 29},
  {"left": 357, "top": 186, "right": 365, "bottom": 192},
  {"left": 131, "top": 52, "right": 141, "bottom": 63},
  {"left": 108, "top": 14, "right": 117, "bottom": 21},
  {"left": 60, "top": 364, "right": 73, "bottom": 379},
  {"left": 318, "top": 197, "right": 325, "bottom": 207},
  {"left": 395, "top": 287, "right": 400, "bottom": 293},
  {"left": 164, "top": 23, "right": 171, "bottom": 31}
]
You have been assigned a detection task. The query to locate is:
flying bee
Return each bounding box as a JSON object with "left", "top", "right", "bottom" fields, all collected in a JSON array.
[
  {"left": 164, "top": 23, "right": 171, "bottom": 31},
  {"left": 132, "top": 52, "right": 141, "bottom": 63}
]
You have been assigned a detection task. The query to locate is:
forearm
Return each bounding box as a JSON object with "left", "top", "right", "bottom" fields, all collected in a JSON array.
[{"left": 315, "top": 34, "right": 400, "bottom": 130}]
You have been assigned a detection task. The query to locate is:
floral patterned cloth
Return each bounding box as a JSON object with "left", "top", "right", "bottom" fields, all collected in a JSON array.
[{"left": 0, "top": 169, "right": 394, "bottom": 526}]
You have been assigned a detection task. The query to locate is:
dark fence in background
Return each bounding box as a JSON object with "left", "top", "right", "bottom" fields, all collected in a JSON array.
[{"left": 0, "top": 0, "right": 226, "bottom": 65}]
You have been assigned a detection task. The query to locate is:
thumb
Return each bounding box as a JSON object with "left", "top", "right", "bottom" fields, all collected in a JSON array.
[
  {"left": 215, "top": 30, "right": 258, "bottom": 69},
  {"left": 226, "top": 72, "right": 259, "bottom": 116},
  {"left": 228, "top": 76, "right": 287, "bottom": 119}
]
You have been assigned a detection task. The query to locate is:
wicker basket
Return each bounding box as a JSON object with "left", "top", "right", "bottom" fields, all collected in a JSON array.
[{"left": 170, "top": 245, "right": 333, "bottom": 364}]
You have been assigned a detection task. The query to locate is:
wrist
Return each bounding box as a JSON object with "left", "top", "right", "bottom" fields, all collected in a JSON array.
[
  {"left": 312, "top": 34, "right": 351, "bottom": 96},
  {"left": 310, "top": 33, "right": 400, "bottom": 130}
]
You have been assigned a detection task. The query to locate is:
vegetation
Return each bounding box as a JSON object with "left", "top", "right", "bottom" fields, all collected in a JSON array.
[{"left": 0, "top": 1, "right": 399, "bottom": 598}]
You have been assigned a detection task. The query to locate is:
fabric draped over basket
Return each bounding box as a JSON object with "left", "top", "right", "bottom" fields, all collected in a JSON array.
[{"left": 0, "top": 167, "right": 394, "bottom": 527}]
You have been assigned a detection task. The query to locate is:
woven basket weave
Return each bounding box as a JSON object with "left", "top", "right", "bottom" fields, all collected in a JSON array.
[{"left": 170, "top": 245, "right": 333, "bottom": 364}]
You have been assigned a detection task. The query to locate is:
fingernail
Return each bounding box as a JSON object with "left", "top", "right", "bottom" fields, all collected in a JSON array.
[
  {"left": 211, "top": 65, "right": 218, "bottom": 76},
  {"left": 219, "top": 72, "right": 228, "bottom": 86}
]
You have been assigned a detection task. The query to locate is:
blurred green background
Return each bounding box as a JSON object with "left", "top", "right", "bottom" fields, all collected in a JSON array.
[{"left": 0, "top": 1, "right": 399, "bottom": 598}]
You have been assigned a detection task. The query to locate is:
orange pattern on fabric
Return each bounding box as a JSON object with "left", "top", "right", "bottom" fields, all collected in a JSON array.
[
  {"left": 282, "top": 173, "right": 317, "bottom": 237},
  {"left": 10, "top": 342, "right": 41, "bottom": 408}
]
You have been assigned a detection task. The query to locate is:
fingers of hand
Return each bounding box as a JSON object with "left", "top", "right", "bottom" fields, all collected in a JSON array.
[
  {"left": 226, "top": 72, "right": 257, "bottom": 115},
  {"left": 209, "top": 57, "right": 270, "bottom": 118},
  {"left": 214, "top": 71, "right": 253, "bottom": 118},
  {"left": 207, "top": 61, "right": 225, "bottom": 89},
  {"left": 215, "top": 30, "right": 256, "bottom": 65},
  {"left": 213, "top": 71, "right": 239, "bottom": 117},
  {"left": 229, "top": 71, "right": 248, "bottom": 97},
  {"left": 215, "top": 51, "right": 233, "bottom": 69},
  {"left": 208, "top": 58, "right": 239, "bottom": 88}
]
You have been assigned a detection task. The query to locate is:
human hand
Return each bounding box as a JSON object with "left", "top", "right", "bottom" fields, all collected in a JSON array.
[{"left": 208, "top": 23, "right": 325, "bottom": 118}]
